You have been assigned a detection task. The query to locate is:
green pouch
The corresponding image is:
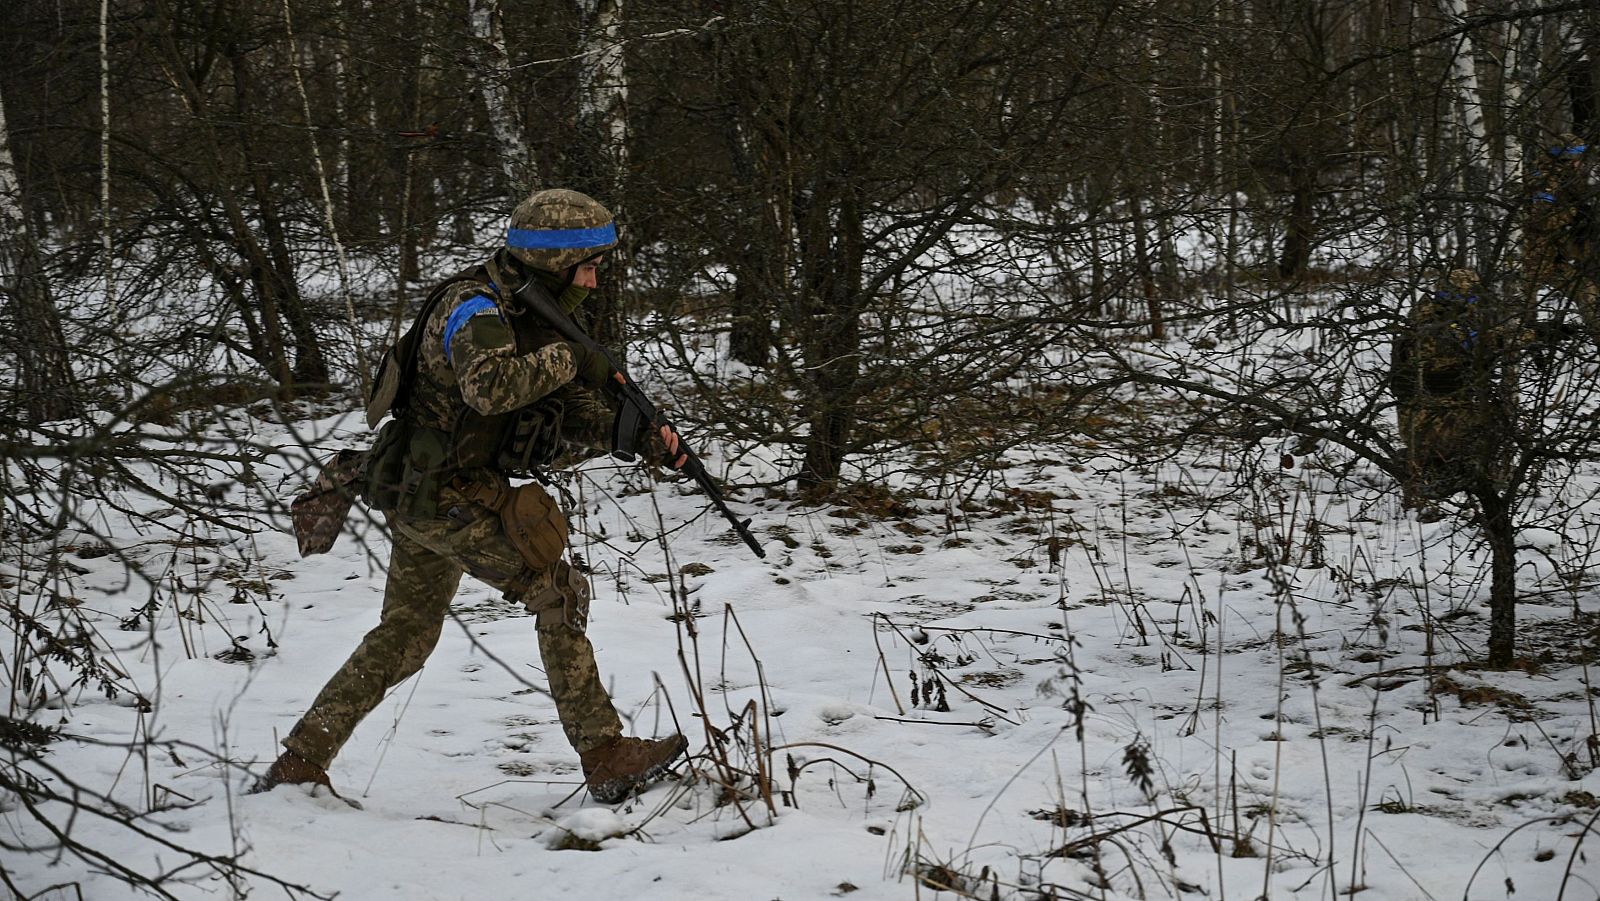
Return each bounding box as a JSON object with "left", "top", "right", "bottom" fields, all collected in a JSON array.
[
  {"left": 364, "top": 419, "right": 411, "bottom": 512},
  {"left": 499, "top": 398, "right": 565, "bottom": 475},
  {"left": 397, "top": 426, "right": 450, "bottom": 520}
]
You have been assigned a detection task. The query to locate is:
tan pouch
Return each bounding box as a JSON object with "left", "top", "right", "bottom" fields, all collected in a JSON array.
[{"left": 501, "top": 482, "right": 568, "bottom": 570}]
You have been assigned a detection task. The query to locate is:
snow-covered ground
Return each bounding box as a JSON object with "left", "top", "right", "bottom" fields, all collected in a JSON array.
[{"left": 8, "top": 391, "right": 1600, "bottom": 901}]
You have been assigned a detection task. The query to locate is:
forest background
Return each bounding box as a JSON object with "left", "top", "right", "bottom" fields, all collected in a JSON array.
[{"left": 3, "top": 0, "right": 1600, "bottom": 898}]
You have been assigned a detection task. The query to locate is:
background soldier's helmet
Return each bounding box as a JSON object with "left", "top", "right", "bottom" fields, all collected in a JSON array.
[
  {"left": 1441, "top": 268, "right": 1480, "bottom": 295},
  {"left": 505, "top": 189, "right": 618, "bottom": 273}
]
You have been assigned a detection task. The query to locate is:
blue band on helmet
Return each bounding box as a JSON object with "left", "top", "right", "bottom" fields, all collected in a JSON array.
[
  {"left": 506, "top": 223, "right": 617, "bottom": 251},
  {"left": 1533, "top": 191, "right": 1556, "bottom": 202},
  {"left": 1550, "top": 144, "right": 1587, "bottom": 158},
  {"left": 444, "top": 294, "right": 501, "bottom": 362}
]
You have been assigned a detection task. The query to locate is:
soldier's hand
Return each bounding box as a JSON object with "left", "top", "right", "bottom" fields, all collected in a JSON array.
[
  {"left": 657, "top": 423, "right": 688, "bottom": 470},
  {"left": 563, "top": 342, "right": 613, "bottom": 388}
]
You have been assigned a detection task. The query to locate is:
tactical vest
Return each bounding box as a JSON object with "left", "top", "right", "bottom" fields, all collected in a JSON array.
[{"left": 365, "top": 263, "right": 570, "bottom": 517}]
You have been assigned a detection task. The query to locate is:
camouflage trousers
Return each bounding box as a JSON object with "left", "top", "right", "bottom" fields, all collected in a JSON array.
[
  {"left": 1396, "top": 398, "right": 1501, "bottom": 503},
  {"left": 282, "top": 483, "right": 622, "bottom": 769},
  {"left": 1525, "top": 232, "right": 1600, "bottom": 344}
]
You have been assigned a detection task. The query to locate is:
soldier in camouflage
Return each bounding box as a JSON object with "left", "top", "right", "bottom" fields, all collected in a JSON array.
[
  {"left": 1390, "top": 268, "right": 1520, "bottom": 512},
  {"left": 258, "top": 189, "right": 689, "bottom": 805},
  {"left": 1522, "top": 134, "right": 1597, "bottom": 341}
]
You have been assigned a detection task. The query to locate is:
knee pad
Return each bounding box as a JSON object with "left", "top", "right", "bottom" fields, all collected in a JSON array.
[{"left": 520, "top": 560, "right": 593, "bottom": 632}]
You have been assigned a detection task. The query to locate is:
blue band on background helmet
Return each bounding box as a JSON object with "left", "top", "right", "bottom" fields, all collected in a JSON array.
[
  {"left": 1551, "top": 144, "right": 1587, "bottom": 158},
  {"left": 444, "top": 294, "right": 501, "bottom": 362},
  {"left": 506, "top": 223, "right": 617, "bottom": 251}
]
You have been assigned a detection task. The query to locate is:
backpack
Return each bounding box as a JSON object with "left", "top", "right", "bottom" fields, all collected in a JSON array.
[
  {"left": 291, "top": 268, "right": 485, "bottom": 556},
  {"left": 365, "top": 268, "right": 482, "bottom": 428}
]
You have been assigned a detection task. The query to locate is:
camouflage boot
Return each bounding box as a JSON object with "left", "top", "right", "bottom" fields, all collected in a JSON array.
[
  {"left": 579, "top": 734, "right": 688, "bottom": 804},
  {"left": 250, "top": 748, "right": 334, "bottom": 795}
]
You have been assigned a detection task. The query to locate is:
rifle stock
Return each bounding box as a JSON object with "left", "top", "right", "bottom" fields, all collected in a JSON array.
[{"left": 514, "top": 281, "right": 766, "bottom": 559}]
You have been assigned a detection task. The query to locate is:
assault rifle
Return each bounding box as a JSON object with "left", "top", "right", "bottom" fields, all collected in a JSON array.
[{"left": 513, "top": 282, "right": 766, "bottom": 559}]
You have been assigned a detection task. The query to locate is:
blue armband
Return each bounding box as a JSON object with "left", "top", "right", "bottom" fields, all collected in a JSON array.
[{"left": 443, "top": 295, "right": 502, "bottom": 362}]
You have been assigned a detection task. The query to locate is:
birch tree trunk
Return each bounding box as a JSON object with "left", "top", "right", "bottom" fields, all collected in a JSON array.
[
  {"left": 395, "top": 0, "right": 429, "bottom": 286},
  {"left": 576, "top": 0, "right": 628, "bottom": 346},
  {"left": 1218, "top": 0, "right": 1242, "bottom": 309},
  {"left": 1441, "top": 0, "right": 1493, "bottom": 263},
  {"left": 1127, "top": 30, "right": 1167, "bottom": 337},
  {"left": 577, "top": 0, "right": 628, "bottom": 178},
  {"left": 0, "top": 87, "right": 79, "bottom": 424},
  {"left": 1442, "top": 0, "right": 1489, "bottom": 149},
  {"left": 470, "top": 0, "right": 535, "bottom": 194},
  {"left": 100, "top": 0, "right": 116, "bottom": 321},
  {"left": 1145, "top": 31, "right": 1177, "bottom": 319},
  {"left": 1497, "top": 21, "right": 1524, "bottom": 186}
]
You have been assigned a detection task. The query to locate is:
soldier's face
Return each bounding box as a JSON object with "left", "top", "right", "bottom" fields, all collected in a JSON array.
[{"left": 572, "top": 257, "right": 605, "bottom": 289}]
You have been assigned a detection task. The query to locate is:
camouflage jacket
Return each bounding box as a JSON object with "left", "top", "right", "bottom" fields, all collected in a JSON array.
[
  {"left": 1523, "top": 165, "right": 1597, "bottom": 268},
  {"left": 1391, "top": 273, "right": 1519, "bottom": 401},
  {"left": 408, "top": 257, "right": 616, "bottom": 474}
]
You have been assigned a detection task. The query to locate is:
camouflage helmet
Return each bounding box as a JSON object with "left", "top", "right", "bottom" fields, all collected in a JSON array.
[
  {"left": 1442, "top": 268, "right": 1479, "bottom": 293},
  {"left": 505, "top": 188, "right": 618, "bottom": 273}
]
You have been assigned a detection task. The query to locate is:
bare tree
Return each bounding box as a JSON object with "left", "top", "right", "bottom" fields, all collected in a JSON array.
[{"left": 632, "top": 0, "right": 1123, "bottom": 492}]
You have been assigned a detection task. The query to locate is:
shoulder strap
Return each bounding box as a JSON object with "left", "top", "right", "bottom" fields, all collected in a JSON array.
[{"left": 399, "top": 266, "right": 486, "bottom": 389}]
